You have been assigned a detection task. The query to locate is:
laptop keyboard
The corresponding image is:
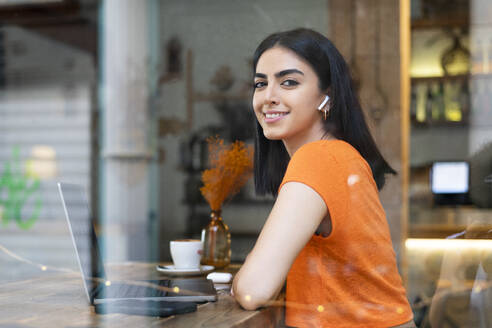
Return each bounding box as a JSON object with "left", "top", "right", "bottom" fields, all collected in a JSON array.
[{"left": 98, "top": 280, "right": 169, "bottom": 299}]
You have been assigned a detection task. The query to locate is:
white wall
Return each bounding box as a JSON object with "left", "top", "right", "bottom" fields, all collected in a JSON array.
[{"left": 0, "top": 26, "right": 95, "bottom": 222}]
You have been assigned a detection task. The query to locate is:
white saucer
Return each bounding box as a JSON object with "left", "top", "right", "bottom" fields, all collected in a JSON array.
[{"left": 156, "top": 265, "right": 215, "bottom": 276}]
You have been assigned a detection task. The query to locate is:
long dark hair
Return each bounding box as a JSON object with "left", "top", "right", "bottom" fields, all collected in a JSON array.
[{"left": 252, "top": 28, "right": 396, "bottom": 196}]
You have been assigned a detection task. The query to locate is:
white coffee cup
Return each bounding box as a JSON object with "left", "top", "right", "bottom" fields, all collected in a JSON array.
[{"left": 170, "top": 239, "right": 203, "bottom": 269}]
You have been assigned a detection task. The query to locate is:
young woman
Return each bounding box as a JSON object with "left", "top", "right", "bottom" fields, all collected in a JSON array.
[{"left": 232, "top": 28, "right": 415, "bottom": 327}]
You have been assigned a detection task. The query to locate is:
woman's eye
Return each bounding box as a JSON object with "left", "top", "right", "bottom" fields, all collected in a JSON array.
[
  {"left": 254, "top": 81, "right": 266, "bottom": 89},
  {"left": 281, "top": 79, "right": 299, "bottom": 87}
]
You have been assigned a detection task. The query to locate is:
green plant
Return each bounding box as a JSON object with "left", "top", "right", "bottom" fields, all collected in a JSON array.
[{"left": 0, "top": 146, "right": 42, "bottom": 229}]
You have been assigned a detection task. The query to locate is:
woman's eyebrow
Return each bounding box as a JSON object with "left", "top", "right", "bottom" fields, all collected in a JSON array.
[
  {"left": 275, "top": 69, "right": 304, "bottom": 78},
  {"left": 254, "top": 69, "right": 304, "bottom": 79}
]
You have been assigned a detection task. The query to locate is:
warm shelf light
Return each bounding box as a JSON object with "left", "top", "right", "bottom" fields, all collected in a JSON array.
[
  {"left": 406, "top": 238, "right": 492, "bottom": 250},
  {"left": 410, "top": 67, "right": 443, "bottom": 78}
]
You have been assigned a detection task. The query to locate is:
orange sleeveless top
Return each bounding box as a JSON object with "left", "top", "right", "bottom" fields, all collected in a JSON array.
[{"left": 279, "top": 140, "right": 413, "bottom": 327}]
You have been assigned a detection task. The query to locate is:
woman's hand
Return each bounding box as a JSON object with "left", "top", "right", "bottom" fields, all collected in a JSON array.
[{"left": 233, "top": 181, "right": 327, "bottom": 310}]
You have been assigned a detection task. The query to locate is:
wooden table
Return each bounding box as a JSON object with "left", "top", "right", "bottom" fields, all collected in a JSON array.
[{"left": 0, "top": 262, "right": 284, "bottom": 328}]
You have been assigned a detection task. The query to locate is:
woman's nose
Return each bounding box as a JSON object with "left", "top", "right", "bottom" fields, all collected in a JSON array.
[{"left": 264, "top": 85, "right": 280, "bottom": 106}]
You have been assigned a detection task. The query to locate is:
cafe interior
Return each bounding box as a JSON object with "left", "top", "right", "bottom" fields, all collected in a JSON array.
[{"left": 1, "top": 0, "right": 492, "bottom": 326}]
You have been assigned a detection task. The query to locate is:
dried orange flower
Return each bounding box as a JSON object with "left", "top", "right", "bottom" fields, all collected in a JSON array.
[{"left": 200, "top": 137, "right": 254, "bottom": 211}]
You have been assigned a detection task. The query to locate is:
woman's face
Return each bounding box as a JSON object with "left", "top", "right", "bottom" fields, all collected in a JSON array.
[{"left": 253, "top": 46, "right": 327, "bottom": 144}]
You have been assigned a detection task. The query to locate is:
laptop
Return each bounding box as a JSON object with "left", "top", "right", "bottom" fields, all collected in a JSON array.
[{"left": 57, "top": 182, "right": 218, "bottom": 305}]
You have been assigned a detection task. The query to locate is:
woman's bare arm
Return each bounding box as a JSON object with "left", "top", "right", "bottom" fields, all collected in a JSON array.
[{"left": 232, "top": 181, "right": 327, "bottom": 310}]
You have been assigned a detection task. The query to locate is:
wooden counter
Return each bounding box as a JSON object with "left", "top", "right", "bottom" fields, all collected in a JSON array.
[{"left": 0, "top": 262, "right": 285, "bottom": 328}]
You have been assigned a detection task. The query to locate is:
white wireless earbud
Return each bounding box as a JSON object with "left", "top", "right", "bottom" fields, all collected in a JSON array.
[{"left": 317, "top": 95, "right": 330, "bottom": 111}]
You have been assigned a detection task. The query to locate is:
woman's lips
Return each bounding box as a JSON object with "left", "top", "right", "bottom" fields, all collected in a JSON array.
[{"left": 264, "top": 112, "right": 289, "bottom": 123}]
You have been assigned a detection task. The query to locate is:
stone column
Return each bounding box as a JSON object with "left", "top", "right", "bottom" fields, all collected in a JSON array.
[{"left": 101, "top": 0, "right": 152, "bottom": 261}]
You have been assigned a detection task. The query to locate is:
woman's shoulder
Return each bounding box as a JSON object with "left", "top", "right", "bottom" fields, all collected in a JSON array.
[{"left": 293, "top": 139, "right": 361, "bottom": 162}]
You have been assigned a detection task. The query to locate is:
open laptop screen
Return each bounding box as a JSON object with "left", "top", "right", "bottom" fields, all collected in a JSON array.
[{"left": 58, "top": 182, "right": 106, "bottom": 303}]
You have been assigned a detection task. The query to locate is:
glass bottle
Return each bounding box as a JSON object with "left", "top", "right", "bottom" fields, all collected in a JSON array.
[
  {"left": 410, "top": 87, "right": 417, "bottom": 122},
  {"left": 459, "top": 79, "right": 469, "bottom": 122},
  {"left": 201, "top": 209, "right": 231, "bottom": 268},
  {"left": 425, "top": 84, "right": 434, "bottom": 123},
  {"left": 435, "top": 82, "right": 445, "bottom": 121}
]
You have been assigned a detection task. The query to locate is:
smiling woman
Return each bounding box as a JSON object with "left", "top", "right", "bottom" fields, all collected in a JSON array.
[
  {"left": 232, "top": 28, "right": 416, "bottom": 328},
  {"left": 252, "top": 48, "right": 328, "bottom": 155}
]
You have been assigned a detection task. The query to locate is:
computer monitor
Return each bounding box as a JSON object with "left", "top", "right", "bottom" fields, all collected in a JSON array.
[{"left": 430, "top": 161, "right": 470, "bottom": 205}]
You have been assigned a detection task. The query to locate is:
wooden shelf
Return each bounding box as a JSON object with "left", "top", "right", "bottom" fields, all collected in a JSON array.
[
  {"left": 411, "top": 120, "right": 468, "bottom": 128},
  {"left": 409, "top": 224, "right": 466, "bottom": 238},
  {"left": 409, "top": 206, "right": 492, "bottom": 238},
  {"left": 409, "top": 224, "right": 492, "bottom": 239},
  {"left": 411, "top": 74, "right": 469, "bottom": 84},
  {"left": 411, "top": 17, "right": 469, "bottom": 30}
]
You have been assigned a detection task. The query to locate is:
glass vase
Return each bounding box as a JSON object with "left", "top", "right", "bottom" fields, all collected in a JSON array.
[{"left": 201, "top": 209, "right": 231, "bottom": 268}]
